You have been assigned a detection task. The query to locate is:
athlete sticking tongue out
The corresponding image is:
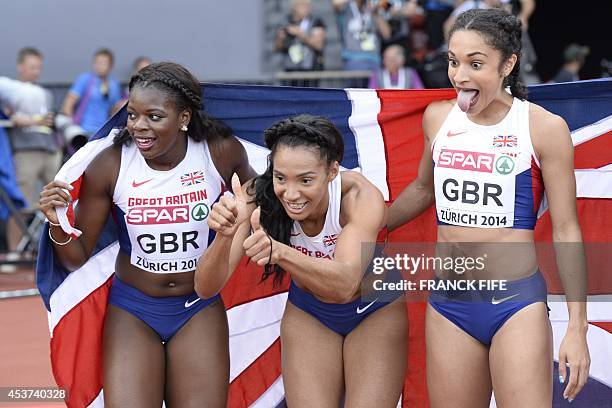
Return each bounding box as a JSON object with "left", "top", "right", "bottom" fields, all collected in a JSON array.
[{"left": 457, "top": 89, "right": 478, "bottom": 112}]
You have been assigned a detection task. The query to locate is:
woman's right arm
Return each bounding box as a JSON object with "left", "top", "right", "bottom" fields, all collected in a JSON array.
[
  {"left": 60, "top": 93, "right": 79, "bottom": 117},
  {"left": 387, "top": 101, "right": 452, "bottom": 231},
  {"left": 61, "top": 74, "right": 87, "bottom": 117},
  {"left": 194, "top": 174, "right": 256, "bottom": 299},
  {"left": 38, "top": 148, "right": 117, "bottom": 271}
]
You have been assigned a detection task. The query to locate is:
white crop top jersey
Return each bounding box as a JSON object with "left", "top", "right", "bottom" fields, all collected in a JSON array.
[
  {"left": 113, "top": 138, "right": 224, "bottom": 273},
  {"left": 432, "top": 98, "right": 544, "bottom": 229},
  {"left": 290, "top": 173, "right": 342, "bottom": 259}
]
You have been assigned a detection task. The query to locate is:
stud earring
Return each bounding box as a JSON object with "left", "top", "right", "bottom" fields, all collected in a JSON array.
[{"left": 181, "top": 124, "right": 188, "bottom": 132}]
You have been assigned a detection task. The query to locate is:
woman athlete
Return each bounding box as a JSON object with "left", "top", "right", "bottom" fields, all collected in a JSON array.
[
  {"left": 39, "top": 62, "right": 255, "bottom": 407},
  {"left": 195, "top": 114, "right": 407, "bottom": 407},
  {"left": 388, "top": 8, "right": 590, "bottom": 407}
]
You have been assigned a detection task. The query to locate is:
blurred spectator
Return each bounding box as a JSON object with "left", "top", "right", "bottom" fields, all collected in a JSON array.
[
  {"left": 369, "top": 44, "right": 424, "bottom": 88},
  {"left": 380, "top": 0, "right": 421, "bottom": 51},
  {"left": 61, "top": 48, "right": 122, "bottom": 138},
  {"left": 0, "top": 50, "right": 59, "bottom": 200},
  {"left": 419, "top": 0, "right": 454, "bottom": 52},
  {"left": 552, "top": 44, "right": 590, "bottom": 83},
  {"left": 505, "top": 0, "right": 535, "bottom": 31},
  {"left": 121, "top": 56, "right": 152, "bottom": 98},
  {"left": 0, "top": 110, "right": 26, "bottom": 256},
  {"left": 132, "top": 56, "right": 152, "bottom": 74},
  {"left": 419, "top": 50, "right": 452, "bottom": 88},
  {"left": 602, "top": 59, "right": 612, "bottom": 78},
  {"left": 505, "top": 0, "right": 538, "bottom": 84},
  {"left": 332, "top": 0, "right": 392, "bottom": 72},
  {"left": 275, "top": 0, "right": 326, "bottom": 72},
  {"left": 0, "top": 47, "right": 59, "bottom": 250},
  {"left": 406, "top": 0, "right": 454, "bottom": 89}
]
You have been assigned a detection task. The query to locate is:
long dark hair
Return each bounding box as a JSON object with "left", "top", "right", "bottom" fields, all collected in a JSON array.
[
  {"left": 248, "top": 114, "right": 344, "bottom": 285},
  {"left": 113, "top": 61, "right": 231, "bottom": 146},
  {"left": 449, "top": 8, "right": 528, "bottom": 100}
]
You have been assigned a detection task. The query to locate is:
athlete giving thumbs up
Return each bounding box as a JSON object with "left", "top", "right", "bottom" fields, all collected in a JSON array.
[{"left": 195, "top": 114, "right": 407, "bottom": 407}]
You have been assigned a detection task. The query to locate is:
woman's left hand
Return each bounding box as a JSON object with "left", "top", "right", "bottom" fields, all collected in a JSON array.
[
  {"left": 558, "top": 327, "right": 590, "bottom": 402},
  {"left": 243, "top": 207, "right": 280, "bottom": 266}
]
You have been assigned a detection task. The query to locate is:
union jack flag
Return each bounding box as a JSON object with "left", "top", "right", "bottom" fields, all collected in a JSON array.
[
  {"left": 323, "top": 234, "right": 338, "bottom": 247},
  {"left": 181, "top": 170, "right": 205, "bottom": 186},
  {"left": 493, "top": 134, "right": 518, "bottom": 148},
  {"left": 37, "top": 79, "right": 612, "bottom": 407}
]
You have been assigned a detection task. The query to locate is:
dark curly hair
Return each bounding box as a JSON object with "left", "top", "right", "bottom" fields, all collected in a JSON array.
[
  {"left": 449, "top": 8, "right": 527, "bottom": 100},
  {"left": 113, "top": 61, "right": 231, "bottom": 145},
  {"left": 248, "top": 114, "right": 344, "bottom": 285}
]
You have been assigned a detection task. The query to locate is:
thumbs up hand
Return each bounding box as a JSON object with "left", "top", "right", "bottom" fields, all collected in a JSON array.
[
  {"left": 244, "top": 207, "right": 278, "bottom": 266},
  {"left": 250, "top": 205, "right": 262, "bottom": 231},
  {"left": 208, "top": 173, "right": 249, "bottom": 236}
]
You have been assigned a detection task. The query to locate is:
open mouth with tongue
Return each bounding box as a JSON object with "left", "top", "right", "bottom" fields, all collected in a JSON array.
[{"left": 457, "top": 89, "right": 479, "bottom": 112}]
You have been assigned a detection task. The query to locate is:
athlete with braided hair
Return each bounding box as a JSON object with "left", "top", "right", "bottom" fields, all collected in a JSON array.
[
  {"left": 196, "top": 114, "right": 407, "bottom": 407},
  {"left": 39, "top": 62, "right": 256, "bottom": 406},
  {"left": 388, "top": 8, "right": 590, "bottom": 406}
]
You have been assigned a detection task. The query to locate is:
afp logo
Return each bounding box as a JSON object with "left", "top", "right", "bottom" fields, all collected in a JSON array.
[{"left": 191, "top": 203, "right": 209, "bottom": 221}]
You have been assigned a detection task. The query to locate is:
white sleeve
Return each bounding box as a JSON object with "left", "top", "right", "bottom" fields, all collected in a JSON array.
[{"left": 0, "top": 77, "right": 20, "bottom": 105}]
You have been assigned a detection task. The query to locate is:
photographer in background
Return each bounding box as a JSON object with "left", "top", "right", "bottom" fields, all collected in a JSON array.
[
  {"left": 61, "top": 48, "right": 123, "bottom": 139},
  {"left": 378, "top": 0, "right": 421, "bottom": 52},
  {"left": 275, "top": 0, "right": 327, "bottom": 84},
  {"left": 332, "top": 0, "right": 392, "bottom": 73},
  {"left": 0, "top": 48, "right": 60, "bottom": 251},
  {"left": 552, "top": 43, "right": 590, "bottom": 83}
]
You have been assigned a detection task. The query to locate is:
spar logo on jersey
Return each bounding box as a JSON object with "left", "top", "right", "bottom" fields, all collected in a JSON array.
[
  {"left": 438, "top": 149, "right": 495, "bottom": 173},
  {"left": 126, "top": 206, "right": 190, "bottom": 225},
  {"left": 191, "top": 203, "right": 209, "bottom": 221},
  {"left": 181, "top": 171, "right": 205, "bottom": 186},
  {"left": 323, "top": 234, "right": 338, "bottom": 247},
  {"left": 493, "top": 134, "right": 518, "bottom": 148},
  {"left": 495, "top": 155, "right": 515, "bottom": 175}
]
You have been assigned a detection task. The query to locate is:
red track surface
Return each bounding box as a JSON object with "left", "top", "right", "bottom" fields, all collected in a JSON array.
[{"left": 0, "top": 266, "right": 65, "bottom": 407}]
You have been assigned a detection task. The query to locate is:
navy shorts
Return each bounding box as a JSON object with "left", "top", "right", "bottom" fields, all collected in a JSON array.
[
  {"left": 108, "top": 275, "right": 220, "bottom": 342},
  {"left": 428, "top": 270, "right": 548, "bottom": 345},
  {"left": 288, "top": 270, "right": 404, "bottom": 337}
]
